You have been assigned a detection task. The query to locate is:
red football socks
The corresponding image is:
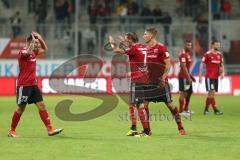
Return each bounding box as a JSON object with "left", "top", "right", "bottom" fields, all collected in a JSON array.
[
  {"left": 129, "top": 105, "right": 137, "bottom": 129},
  {"left": 145, "top": 106, "right": 150, "bottom": 121},
  {"left": 205, "top": 97, "right": 211, "bottom": 110},
  {"left": 138, "top": 107, "right": 149, "bottom": 130},
  {"left": 10, "top": 111, "right": 22, "bottom": 131},
  {"left": 169, "top": 107, "right": 183, "bottom": 130},
  {"left": 205, "top": 97, "right": 217, "bottom": 111},
  {"left": 39, "top": 110, "right": 52, "bottom": 131},
  {"left": 210, "top": 97, "right": 218, "bottom": 112},
  {"left": 144, "top": 106, "right": 151, "bottom": 130}
]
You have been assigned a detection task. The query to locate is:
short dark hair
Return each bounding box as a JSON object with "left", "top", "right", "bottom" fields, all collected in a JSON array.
[
  {"left": 26, "top": 34, "right": 38, "bottom": 42},
  {"left": 185, "top": 40, "right": 192, "bottom": 44},
  {"left": 211, "top": 39, "right": 219, "bottom": 45},
  {"left": 26, "top": 35, "right": 33, "bottom": 42},
  {"left": 146, "top": 27, "right": 158, "bottom": 37},
  {"left": 125, "top": 32, "right": 139, "bottom": 43}
]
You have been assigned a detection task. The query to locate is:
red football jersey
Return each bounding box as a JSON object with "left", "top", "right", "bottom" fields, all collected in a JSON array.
[
  {"left": 147, "top": 43, "right": 169, "bottom": 84},
  {"left": 178, "top": 50, "right": 192, "bottom": 78},
  {"left": 124, "top": 43, "right": 149, "bottom": 84},
  {"left": 17, "top": 48, "right": 39, "bottom": 86},
  {"left": 202, "top": 50, "right": 223, "bottom": 79}
]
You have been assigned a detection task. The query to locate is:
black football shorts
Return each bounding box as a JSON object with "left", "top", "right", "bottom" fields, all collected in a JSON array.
[
  {"left": 16, "top": 85, "right": 43, "bottom": 105},
  {"left": 205, "top": 78, "right": 218, "bottom": 92},
  {"left": 179, "top": 78, "right": 193, "bottom": 93}
]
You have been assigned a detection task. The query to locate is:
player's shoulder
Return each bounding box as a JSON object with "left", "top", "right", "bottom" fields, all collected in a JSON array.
[
  {"left": 216, "top": 51, "right": 222, "bottom": 55},
  {"left": 156, "top": 42, "right": 165, "bottom": 46},
  {"left": 134, "top": 43, "right": 147, "bottom": 48},
  {"left": 152, "top": 43, "right": 168, "bottom": 54},
  {"left": 203, "top": 50, "right": 212, "bottom": 56},
  {"left": 206, "top": 50, "right": 212, "bottom": 54},
  {"left": 19, "top": 47, "right": 27, "bottom": 53},
  {"left": 179, "top": 50, "right": 186, "bottom": 56},
  {"left": 155, "top": 42, "right": 167, "bottom": 48},
  {"left": 19, "top": 47, "right": 28, "bottom": 56}
]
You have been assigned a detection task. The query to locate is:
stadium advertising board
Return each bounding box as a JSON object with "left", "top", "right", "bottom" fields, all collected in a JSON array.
[
  {"left": 0, "top": 60, "right": 239, "bottom": 96},
  {"left": 0, "top": 59, "right": 180, "bottom": 77}
]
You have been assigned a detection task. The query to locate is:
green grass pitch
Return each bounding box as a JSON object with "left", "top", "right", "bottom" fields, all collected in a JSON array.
[{"left": 0, "top": 95, "right": 240, "bottom": 160}]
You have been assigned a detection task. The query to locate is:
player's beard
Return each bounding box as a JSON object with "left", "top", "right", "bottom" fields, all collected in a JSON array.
[
  {"left": 145, "top": 39, "right": 150, "bottom": 44},
  {"left": 145, "top": 37, "right": 153, "bottom": 45}
]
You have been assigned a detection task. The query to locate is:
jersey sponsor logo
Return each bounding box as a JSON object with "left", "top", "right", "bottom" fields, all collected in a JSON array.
[
  {"left": 138, "top": 48, "right": 147, "bottom": 51},
  {"left": 29, "top": 58, "right": 36, "bottom": 62},
  {"left": 211, "top": 60, "right": 221, "bottom": 64},
  {"left": 147, "top": 55, "right": 158, "bottom": 58}
]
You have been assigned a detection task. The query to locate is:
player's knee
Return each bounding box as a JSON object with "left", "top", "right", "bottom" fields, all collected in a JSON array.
[
  {"left": 16, "top": 105, "right": 25, "bottom": 114},
  {"left": 208, "top": 92, "right": 212, "bottom": 97},
  {"left": 138, "top": 103, "right": 145, "bottom": 108},
  {"left": 144, "top": 102, "right": 149, "bottom": 108},
  {"left": 208, "top": 91, "right": 215, "bottom": 97},
  {"left": 166, "top": 102, "right": 173, "bottom": 109},
  {"left": 36, "top": 102, "right": 46, "bottom": 110},
  {"left": 179, "top": 93, "right": 185, "bottom": 100},
  {"left": 187, "top": 91, "right": 192, "bottom": 97}
]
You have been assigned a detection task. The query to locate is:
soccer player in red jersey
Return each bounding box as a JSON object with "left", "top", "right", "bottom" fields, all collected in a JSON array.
[
  {"left": 109, "top": 32, "right": 151, "bottom": 137},
  {"left": 142, "top": 27, "right": 186, "bottom": 135},
  {"left": 8, "top": 32, "right": 63, "bottom": 137},
  {"left": 178, "top": 41, "right": 196, "bottom": 116},
  {"left": 199, "top": 40, "right": 224, "bottom": 115}
]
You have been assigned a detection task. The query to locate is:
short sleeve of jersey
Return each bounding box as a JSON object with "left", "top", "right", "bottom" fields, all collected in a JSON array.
[
  {"left": 202, "top": 54, "right": 207, "bottom": 63},
  {"left": 19, "top": 49, "right": 28, "bottom": 59},
  {"left": 159, "top": 45, "right": 169, "bottom": 59}
]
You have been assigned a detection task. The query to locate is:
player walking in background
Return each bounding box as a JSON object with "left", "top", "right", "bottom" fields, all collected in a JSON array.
[
  {"left": 142, "top": 27, "right": 186, "bottom": 135},
  {"left": 199, "top": 40, "right": 224, "bottom": 115},
  {"left": 108, "top": 32, "right": 151, "bottom": 137},
  {"left": 8, "top": 32, "right": 63, "bottom": 137},
  {"left": 178, "top": 41, "right": 196, "bottom": 116}
]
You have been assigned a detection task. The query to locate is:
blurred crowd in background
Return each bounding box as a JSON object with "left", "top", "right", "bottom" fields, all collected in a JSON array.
[{"left": 0, "top": 0, "right": 239, "bottom": 63}]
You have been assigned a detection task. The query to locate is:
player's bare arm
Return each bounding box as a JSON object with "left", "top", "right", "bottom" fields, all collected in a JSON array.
[
  {"left": 159, "top": 57, "right": 170, "bottom": 87},
  {"left": 181, "top": 61, "right": 192, "bottom": 84},
  {"left": 107, "top": 35, "right": 125, "bottom": 54},
  {"left": 32, "top": 31, "right": 48, "bottom": 54},
  {"left": 162, "top": 57, "right": 171, "bottom": 80},
  {"left": 199, "top": 62, "right": 204, "bottom": 83},
  {"left": 32, "top": 31, "right": 47, "bottom": 49},
  {"left": 220, "top": 62, "right": 225, "bottom": 79},
  {"left": 25, "top": 34, "right": 37, "bottom": 55},
  {"left": 32, "top": 32, "right": 48, "bottom": 54}
]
